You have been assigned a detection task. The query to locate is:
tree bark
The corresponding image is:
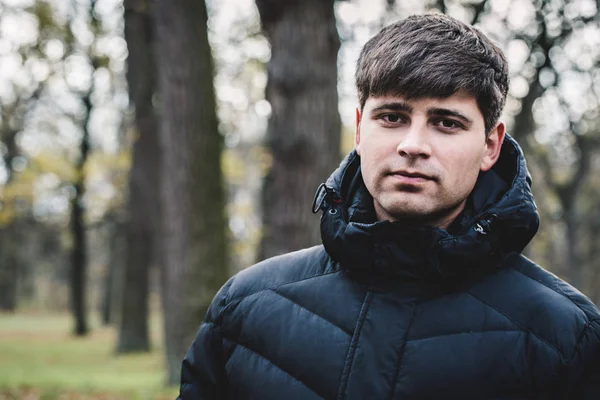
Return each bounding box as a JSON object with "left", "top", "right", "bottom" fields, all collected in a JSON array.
[
  {"left": 563, "top": 206, "right": 581, "bottom": 289},
  {"left": 0, "top": 91, "right": 41, "bottom": 311},
  {"left": 101, "top": 248, "right": 114, "bottom": 326},
  {"left": 0, "top": 229, "right": 18, "bottom": 311},
  {"left": 555, "top": 134, "right": 593, "bottom": 290},
  {"left": 0, "top": 124, "right": 20, "bottom": 311},
  {"left": 154, "top": 0, "right": 229, "bottom": 385},
  {"left": 256, "top": 0, "right": 342, "bottom": 260},
  {"left": 586, "top": 205, "right": 600, "bottom": 304},
  {"left": 116, "top": 0, "right": 158, "bottom": 353},
  {"left": 70, "top": 93, "right": 91, "bottom": 336},
  {"left": 103, "top": 215, "right": 127, "bottom": 325},
  {"left": 100, "top": 213, "right": 124, "bottom": 325}
]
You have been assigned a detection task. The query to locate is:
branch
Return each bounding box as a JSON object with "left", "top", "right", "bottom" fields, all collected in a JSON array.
[
  {"left": 553, "top": 94, "right": 597, "bottom": 209},
  {"left": 436, "top": 0, "right": 447, "bottom": 15},
  {"left": 470, "top": 0, "right": 487, "bottom": 25},
  {"left": 510, "top": 11, "right": 548, "bottom": 146},
  {"left": 0, "top": 83, "right": 44, "bottom": 183}
]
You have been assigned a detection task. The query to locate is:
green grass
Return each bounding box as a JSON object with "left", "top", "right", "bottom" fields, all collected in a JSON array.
[{"left": 0, "top": 312, "right": 178, "bottom": 400}]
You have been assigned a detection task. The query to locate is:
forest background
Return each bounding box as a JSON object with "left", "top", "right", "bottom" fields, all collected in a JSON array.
[{"left": 0, "top": 0, "right": 599, "bottom": 398}]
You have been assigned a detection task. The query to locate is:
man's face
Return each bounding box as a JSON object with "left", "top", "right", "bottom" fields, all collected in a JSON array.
[{"left": 355, "top": 91, "right": 504, "bottom": 229}]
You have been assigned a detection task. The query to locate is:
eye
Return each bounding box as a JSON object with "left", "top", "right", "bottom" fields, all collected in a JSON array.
[
  {"left": 380, "top": 114, "right": 404, "bottom": 124},
  {"left": 434, "top": 119, "right": 463, "bottom": 130}
]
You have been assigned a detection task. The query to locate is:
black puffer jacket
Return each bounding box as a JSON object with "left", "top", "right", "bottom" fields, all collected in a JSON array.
[{"left": 178, "top": 135, "right": 600, "bottom": 399}]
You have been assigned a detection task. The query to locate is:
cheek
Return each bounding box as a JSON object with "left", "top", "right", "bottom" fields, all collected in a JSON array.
[
  {"left": 361, "top": 156, "right": 378, "bottom": 186},
  {"left": 361, "top": 138, "right": 392, "bottom": 167},
  {"left": 442, "top": 149, "right": 483, "bottom": 185},
  {"left": 359, "top": 149, "right": 384, "bottom": 190}
]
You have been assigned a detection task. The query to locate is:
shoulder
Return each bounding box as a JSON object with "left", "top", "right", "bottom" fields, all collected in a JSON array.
[
  {"left": 468, "top": 252, "right": 600, "bottom": 361},
  {"left": 208, "top": 245, "right": 338, "bottom": 319},
  {"left": 226, "top": 245, "right": 338, "bottom": 302},
  {"left": 509, "top": 254, "right": 600, "bottom": 321}
]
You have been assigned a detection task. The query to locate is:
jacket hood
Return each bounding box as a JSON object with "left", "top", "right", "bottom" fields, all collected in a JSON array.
[{"left": 314, "top": 134, "right": 539, "bottom": 281}]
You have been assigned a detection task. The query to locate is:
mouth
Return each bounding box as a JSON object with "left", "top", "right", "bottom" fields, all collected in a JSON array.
[
  {"left": 391, "top": 170, "right": 435, "bottom": 179},
  {"left": 389, "top": 170, "right": 436, "bottom": 184}
]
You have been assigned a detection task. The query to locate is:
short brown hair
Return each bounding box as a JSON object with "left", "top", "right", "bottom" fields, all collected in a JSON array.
[{"left": 355, "top": 14, "right": 509, "bottom": 134}]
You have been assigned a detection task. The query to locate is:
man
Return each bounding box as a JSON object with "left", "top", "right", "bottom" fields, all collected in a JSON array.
[{"left": 179, "top": 14, "right": 600, "bottom": 399}]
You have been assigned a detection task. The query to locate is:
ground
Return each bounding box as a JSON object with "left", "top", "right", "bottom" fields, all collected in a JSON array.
[{"left": 0, "top": 312, "right": 178, "bottom": 400}]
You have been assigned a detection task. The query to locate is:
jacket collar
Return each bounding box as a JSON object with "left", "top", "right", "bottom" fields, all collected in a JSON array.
[{"left": 315, "top": 134, "right": 539, "bottom": 281}]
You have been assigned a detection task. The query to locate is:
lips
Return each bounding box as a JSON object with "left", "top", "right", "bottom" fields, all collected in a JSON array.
[{"left": 390, "top": 170, "right": 435, "bottom": 180}]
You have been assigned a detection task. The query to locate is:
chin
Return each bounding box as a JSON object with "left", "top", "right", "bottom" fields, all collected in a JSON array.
[
  {"left": 381, "top": 195, "right": 467, "bottom": 227},
  {"left": 379, "top": 202, "right": 436, "bottom": 222}
]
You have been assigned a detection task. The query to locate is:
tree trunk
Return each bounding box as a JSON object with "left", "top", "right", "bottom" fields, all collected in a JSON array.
[
  {"left": 563, "top": 206, "right": 581, "bottom": 289},
  {"left": 101, "top": 248, "right": 114, "bottom": 326},
  {"left": 116, "top": 0, "right": 158, "bottom": 353},
  {"left": 0, "top": 119, "right": 23, "bottom": 311},
  {"left": 70, "top": 182, "right": 88, "bottom": 335},
  {"left": 586, "top": 209, "right": 600, "bottom": 304},
  {"left": 16, "top": 220, "right": 35, "bottom": 306},
  {"left": 554, "top": 134, "right": 592, "bottom": 290},
  {"left": 104, "top": 215, "right": 127, "bottom": 325},
  {"left": 100, "top": 214, "right": 122, "bottom": 325},
  {"left": 0, "top": 77, "right": 44, "bottom": 311},
  {"left": 154, "top": 0, "right": 229, "bottom": 385},
  {"left": 256, "top": 0, "right": 342, "bottom": 260},
  {"left": 0, "top": 228, "right": 18, "bottom": 311},
  {"left": 70, "top": 94, "right": 91, "bottom": 337}
]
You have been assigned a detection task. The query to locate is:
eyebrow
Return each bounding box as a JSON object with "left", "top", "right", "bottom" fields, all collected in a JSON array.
[{"left": 370, "top": 102, "right": 413, "bottom": 114}]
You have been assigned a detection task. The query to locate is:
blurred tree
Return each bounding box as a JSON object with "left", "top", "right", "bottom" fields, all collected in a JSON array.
[
  {"left": 65, "top": 0, "right": 101, "bottom": 337},
  {"left": 0, "top": 89, "right": 41, "bottom": 311},
  {"left": 69, "top": 87, "right": 92, "bottom": 336},
  {"left": 88, "top": 152, "right": 131, "bottom": 325},
  {"left": 116, "top": 0, "right": 158, "bottom": 353},
  {"left": 205, "top": 1, "right": 268, "bottom": 272},
  {"left": 66, "top": 0, "right": 117, "bottom": 336},
  {"left": 0, "top": 0, "right": 67, "bottom": 311},
  {"left": 154, "top": 0, "right": 229, "bottom": 384},
  {"left": 100, "top": 210, "right": 123, "bottom": 325},
  {"left": 256, "top": 0, "right": 342, "bottom": 260},
  {"left": 0, "top": 0, "right": 129, "bottom": 318},
  {"left": 505, "top": 0, "right": 600, "bottom": 291}
]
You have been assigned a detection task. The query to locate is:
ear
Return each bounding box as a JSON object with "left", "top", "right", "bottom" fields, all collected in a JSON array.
[
  {"left": 480, "top": 122, "right": 505, "bottom": 172},
  {"left": 355, "top": 107, "right": 362, "bottom": 155}
]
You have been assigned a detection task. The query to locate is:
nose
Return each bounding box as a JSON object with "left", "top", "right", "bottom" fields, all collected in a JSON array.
[{"left": 396, "top": 122, "right": 432, "bottom": 159}]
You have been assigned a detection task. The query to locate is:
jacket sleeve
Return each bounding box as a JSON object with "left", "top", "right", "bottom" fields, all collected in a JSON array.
[
  {"left": 579, "top": 357, "right": 600, "bottom": 399},
  {"left": 564, "top": 319, "right": 600, "bottom": 399},
  {"left": 579, "top": 319, "right": 600, "bottom": 400},
  {"left": 178, "top": 278, "right": 234, "bottom": 400}
]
